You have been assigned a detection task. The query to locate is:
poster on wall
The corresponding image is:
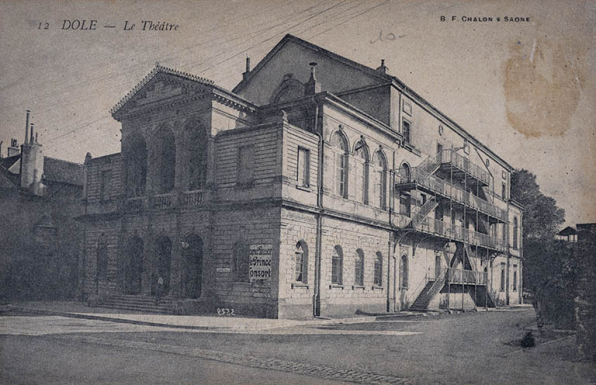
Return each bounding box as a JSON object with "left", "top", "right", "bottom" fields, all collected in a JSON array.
[{"left": 249, "top": 244, "right": 272, "bottom": 281}]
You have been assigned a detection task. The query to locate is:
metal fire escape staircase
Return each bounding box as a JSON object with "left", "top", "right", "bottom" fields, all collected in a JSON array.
[
  {"left": 405, "top": 153, "right": 441, "bottom": 230},
  {"left": 410, "top": 268, "right": 448, "bottom": 311}
]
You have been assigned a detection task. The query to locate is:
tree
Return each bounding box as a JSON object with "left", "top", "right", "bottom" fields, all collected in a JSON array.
[{"left": 510, "top": 169, "right": 565, "bottom": 240}]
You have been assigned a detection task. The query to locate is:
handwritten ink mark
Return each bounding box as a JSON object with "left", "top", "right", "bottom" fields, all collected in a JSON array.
[{"left": 370, "top": 30, "right": 404, "bottom": 44}]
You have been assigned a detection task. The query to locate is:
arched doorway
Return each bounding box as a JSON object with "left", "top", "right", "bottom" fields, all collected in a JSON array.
[
  {"left": 125, "top": 237, "right": 144, "bottom": 294},
  {"left": 154, "top": 236, "right": 172, "bottom": 295},
  {"left": 181, "top": 234, "right": 203, "bottom": 299}
]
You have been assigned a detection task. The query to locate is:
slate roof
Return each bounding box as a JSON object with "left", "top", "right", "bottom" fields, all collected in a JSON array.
[
  {"left": 0, "top": 154, "right": 83, "bottom": 187},
  {"left": 43, "top": 157, "right": 83, "bottom": 186}
]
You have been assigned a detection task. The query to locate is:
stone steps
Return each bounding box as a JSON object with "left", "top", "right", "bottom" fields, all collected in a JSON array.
[{"left": 101, "top": 295, "right": 175, "bottom": 314}]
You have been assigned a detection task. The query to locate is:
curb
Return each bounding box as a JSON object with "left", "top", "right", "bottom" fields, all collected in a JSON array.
[{"left": 6, "top": 305, "right": 231, "bottom": 331}]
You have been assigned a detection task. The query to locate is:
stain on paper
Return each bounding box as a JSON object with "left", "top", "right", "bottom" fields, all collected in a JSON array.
[{"left": 503, "top": 38, "right": 586, "bottom": 137}]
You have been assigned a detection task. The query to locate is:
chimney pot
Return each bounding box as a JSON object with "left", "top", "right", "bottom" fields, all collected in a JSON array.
[
  {"left": 242, "top": 57, "right": 251, "bottom": 81},
  {"left": 25, "top": 110, "right": 30, "bottom": 145},
  {"left": 377, "top": 59, "right": 388, "bottom": 74},
  {"left": 305, "top": 62, "right": 321, "bottom": 95}
]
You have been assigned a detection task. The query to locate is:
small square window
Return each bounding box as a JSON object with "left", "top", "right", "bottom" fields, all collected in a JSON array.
[{"left": 297, "top": 147, "right": 310, "bottom": 188}]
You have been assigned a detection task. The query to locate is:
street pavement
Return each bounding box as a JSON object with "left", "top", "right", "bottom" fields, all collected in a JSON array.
[{"left": 1, "top": 303, "right": 594, "bottom": 385}]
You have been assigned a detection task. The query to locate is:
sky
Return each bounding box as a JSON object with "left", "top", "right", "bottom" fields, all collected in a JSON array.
[{"left": 1, "top": 0, "right": 594, "bottom": 227}]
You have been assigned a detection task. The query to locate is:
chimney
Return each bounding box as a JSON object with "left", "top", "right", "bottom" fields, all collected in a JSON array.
[
  {"left": 20, "top": 124, "right": 44, "bottom": 196},
  {"left": 304, "top": 62, "right": 321, "bottom": 95},
  {"left": 25, "top": 110, "right": 30, "bottom": 145},
  {"left": 8, "top": 138, "right": 19, "bottom": 157},
  {"left": 242, "top": 57, "right": 251, "bottom": 81},
  {"left": 376, "top": 59, "right": 388, "bottom": 74},
  {"left": 0, "top": 141, "right": 2, "bottom": 158}
]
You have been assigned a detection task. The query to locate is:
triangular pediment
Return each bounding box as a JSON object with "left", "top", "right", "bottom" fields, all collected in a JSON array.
[{"left": 111, "top": 66, "right": 216, "bottom": 118}]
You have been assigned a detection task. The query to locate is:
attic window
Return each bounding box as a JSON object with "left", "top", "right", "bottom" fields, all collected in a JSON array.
[{"left": 271, "top": 76, "right": 304, "bottom": 104}]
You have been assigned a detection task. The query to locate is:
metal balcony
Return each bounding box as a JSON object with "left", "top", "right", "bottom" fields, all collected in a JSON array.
[
  {"left": 397, "top": 168, "right": 508, "bottom": 222},
  {"left": 400, "top": 214, "right": 507, "bottom": 252}
]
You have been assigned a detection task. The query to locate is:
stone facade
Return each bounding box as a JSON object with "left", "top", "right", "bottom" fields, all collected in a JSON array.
[{"left": 80, "top": 35, "right": 522, "bottom": 318}]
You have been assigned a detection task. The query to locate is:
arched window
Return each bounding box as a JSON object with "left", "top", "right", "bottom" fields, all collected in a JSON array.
[
  {"left": 123, "top": 133, "right": 147, "bottom": 197},
  {"left": 513, "top": 217, "right": 518, "bottom": 249},
  {"left": 271, "top": 77, "right": 304, "bottom": 104},
  {"left": 372, "top": 151, "right": 387, "bottom": 209},
  {"left": 295, "top": 241, "right": 308, "bottom": 283},
  {"left": 400, "top": 255, "right": 409, "bottom": 289},
  {"left": 399, "top": 163, "right": 411, "bottom": 184},
  {"left": 184, "top": 122, "right": 207, "bottom": 191},
  {"left": 332, "top": 245, "right": 343, "bottom": 285},
  {"left": 374, "top": 252, "right": 383, "bottom": 286},
  {"left": 96, "top": 233, "right": 108, "bottom": 281},
  {"left": 354, "top": 249, "right": 364, "bottom": 286},
  {"left": 330, "top": 132, "right": 348, "bottom": 198},
  {"left": 153, "top": 127, "right": 176, "bottom": 194},
  {"left": 354, "top": 140, "right": 369, "bottom": 204},
  {"left": 233, "top": 241, "right": 249, "bottom": 282}
]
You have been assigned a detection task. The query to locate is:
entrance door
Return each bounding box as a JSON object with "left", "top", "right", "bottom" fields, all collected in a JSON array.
[
  {"left": 154, "top": 236, "right": 172, "bottom": 295},
  {"left": 437, "top": 143, "right": 443, "bottom": 163},
  {"left": 126, "top": 237, "right": 144, "bottom": 295},
  {"left": 435, "top": 254, "right": 442, "bottom": 280},
  {"left": 182, "top": 235, "right": 203, "bottom": 299}
]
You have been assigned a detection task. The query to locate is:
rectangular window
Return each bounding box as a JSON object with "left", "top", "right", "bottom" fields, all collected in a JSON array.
[
  {"left": 237, "top": 146, "right": 254, "bottom": 185},
  {"left": 100, "top": 170, "right": 111, "bottom": 201},
  {"left": 500, "top": 263, "right": 506, "bottom": 292},
  {"left": 402, "top": 120, "right": 411, "bottom": 144},
  {"left": 297, "top": 147, "right": 310, "bottom": 188},
  {"left": 513, "top": 265, "right": 518, "bottom": 292},
  {"left": 502, "top": 182, "right": 507, "bottom": 200}
]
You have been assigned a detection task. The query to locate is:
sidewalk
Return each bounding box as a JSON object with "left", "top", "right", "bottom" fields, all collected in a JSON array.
[
  {"left": 4, "top": 301, "right": 375, "bottom": 332},
  {"left": 4, "top": 301, "right": 526, "bottom": 332}
]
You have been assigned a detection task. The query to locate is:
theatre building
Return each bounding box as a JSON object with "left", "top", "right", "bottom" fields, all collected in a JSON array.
[{"left": 80, "top": 35, "right": 523, "bottom": 318}]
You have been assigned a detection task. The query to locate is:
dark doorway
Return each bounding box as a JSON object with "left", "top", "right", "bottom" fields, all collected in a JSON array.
[
  {"left": 437, "top": 143, "right": 443, "bottom": 163},
  {"left": 125, "top": 237, "right": 144, "bottom": 294},
  {"left": 435, "top": 254, "right": 442, "bottom": 280},
  {"left": 154, "top": 236, "right": 172, "bottom": 295},
  {"left": 182, "top": 234, "right": 203, "bottom": 299}
]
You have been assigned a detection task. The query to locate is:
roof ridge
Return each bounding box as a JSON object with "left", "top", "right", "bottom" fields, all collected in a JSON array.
[{"left": 44, "top": 156, "right": 83, "bottom": 166}]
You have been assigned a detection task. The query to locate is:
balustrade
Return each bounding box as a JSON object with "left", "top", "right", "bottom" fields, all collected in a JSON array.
[
  {"left": 180, "top": 190, "right": 204, "bottom": 206},
  {"left": 446, "top": 267, "right": 487, "bottom": 285}
]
